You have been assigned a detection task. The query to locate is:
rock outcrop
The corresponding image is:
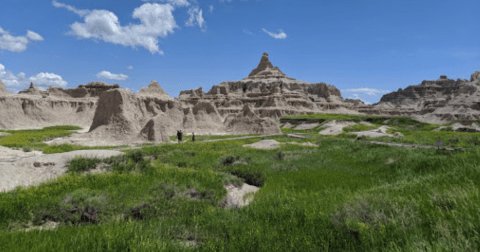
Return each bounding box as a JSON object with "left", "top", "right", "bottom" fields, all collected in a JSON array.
[
  {"left": 0, "top": 81, "right": 118, "bottom": 129},
  {"left": 137, "top": 81, "right": 171, "bottom": 99},
  {"left": 225, "top": 104, "right": 282, "bottom": 135},
  {"left": 0, "top": 95, "right": 96, "bottom": 129},
  {"left": 18, "top": 82, "right": 45, "bottom": 96},
  {"left": 87, "top": 88, "right": 227, "bottom": 143},
  {"left": 0, "top": 80, "right": 8, "bottom": 94},
  {"left": 372, "top": 72, "right": 480, "bottom": 123},
  {"left": 178, "top": 52, "right": 361, "bottom": 119}
]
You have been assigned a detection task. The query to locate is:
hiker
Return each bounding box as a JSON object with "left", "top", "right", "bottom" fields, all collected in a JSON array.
[
  {"left": 192, "top": 132, "right": 196, "bottom": 142},
  {"left": 177, "top": 130, "right": 183, "bottom": 143}
]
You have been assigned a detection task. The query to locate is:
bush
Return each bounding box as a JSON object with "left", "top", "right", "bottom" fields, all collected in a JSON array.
[
  {"left": 230, "top": 169, "right": 265, "bottom": 187},
  {"left": 22, "top": 146, "right": 31, "bottom": 152},
  {"left": 127, "top": 150, "right": 144, "bottom": 163},
  {"left": 67, "top": 156, "right": 101, "bottom": 173},
  {"left": 220, "top": 154, "right": 239, "bottom": 166}
]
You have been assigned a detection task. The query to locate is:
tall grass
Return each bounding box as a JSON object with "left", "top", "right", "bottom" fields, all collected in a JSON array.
[
  {"left": 1, "top": 126, "right": 480, "bottom": 251},
  {"left": 0, "top": 126, "right": 126, "bottom": 153}
]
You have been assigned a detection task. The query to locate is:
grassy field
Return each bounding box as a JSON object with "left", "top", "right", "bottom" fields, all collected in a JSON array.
[
  {"left": 1, "top": 118, "right": 480, "bottom": 251},
  {"left": 0, "top": 126, "right": 126, "bottom": 154},
  {"left": 281, "top": 114, "right": 480, "bottom": 148}
]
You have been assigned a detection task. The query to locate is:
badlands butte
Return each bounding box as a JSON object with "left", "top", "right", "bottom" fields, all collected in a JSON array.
[{"left": 1, "top": 52, "right": 480, "bottom": 143}]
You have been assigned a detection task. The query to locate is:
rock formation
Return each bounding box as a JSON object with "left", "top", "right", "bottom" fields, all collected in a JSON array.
[
  {"left": 18, "top": 82, "right": 44, "bottom": 96},
  {"left": 371, "top": 72, "right": 480, "bottom": 123},
  {"left": 86, "top": 88, "right": 227, "bottom": 143},
  {"left": 137, "top": 81, "right": 171, "bottom": 99},
  {"left": 0, "top": 81, "right": 118, "bottom": 129},
  {"left": 224, "top": 104, "right": 282, "bottom": 135},
  {"left": 0, "top": 80, "right": 8, "bottom": 94},
  {"left": 178, "top": 52, "right": 360, "bottom": 119}
]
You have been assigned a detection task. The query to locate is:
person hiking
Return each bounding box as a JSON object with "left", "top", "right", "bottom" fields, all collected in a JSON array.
[
  {"left": 192, "top": 132, "right": 196, "bottom": 142},
  {"left": 177, "top": 130, "right": 183, "bottom": 143}
]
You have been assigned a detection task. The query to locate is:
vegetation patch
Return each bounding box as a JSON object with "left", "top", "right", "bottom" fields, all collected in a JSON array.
[{"left": 2, "top": 120, "right": 480, "bottom": 251}]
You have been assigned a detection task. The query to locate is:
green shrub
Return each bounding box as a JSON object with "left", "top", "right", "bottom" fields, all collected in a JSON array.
[
  {"left": 67, "top": 156, "right": 101, "bottom": 173},
  {"left": 126, "top": 150, "right": 144, "bottom": 163}
]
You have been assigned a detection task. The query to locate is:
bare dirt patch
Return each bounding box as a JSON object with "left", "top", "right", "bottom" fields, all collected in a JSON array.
[
  {"left": 0, "top": 150, "right": 124, "bottom": 192},
  {"left": 243, "top": 140, "right": 281, "bottom": 149},
  {"left": 224, "top": 183, "right": 259, "bottom": 208},
  {"left": 318, "top": 120, "right": 357, "bottom": 135}
]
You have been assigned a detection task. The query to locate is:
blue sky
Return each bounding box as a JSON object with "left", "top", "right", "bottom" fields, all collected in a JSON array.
[{"left": 0, "top": 0, "right": 479, "bottom": 104}]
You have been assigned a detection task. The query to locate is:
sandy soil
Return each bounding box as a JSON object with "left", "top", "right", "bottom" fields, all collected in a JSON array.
[
  {"left": 243, "top": 140, "right": 281, "bottom": 149},
  {"left": 318, "top": 120, "right": 357, "bottom": 135},
  {"left": 359, "top": 121, "right": 374, "bottom": 126},
  {"left": 225, "top": 183, "right": 259, "bottom": 208},
  {"left": 294, "top": 123, "right": 319, "bottom": 130},
  {"left": 282, "top": 122, "right": 294, "bottom": 128},
  {"left": 433, "top": 123, "right": 480, "bottom": 132},
  {"left": 0, "top": 150, "right": 124, "bottom": 192},
  {"left": 350, "top": 125, "right": 394, "bottom": 138}
]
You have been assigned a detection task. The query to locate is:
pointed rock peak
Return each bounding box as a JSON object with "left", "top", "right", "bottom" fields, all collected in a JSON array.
[
  {"left": 29, "top": 82, "right": 37, "bottom": 89},
  {"left": 248, "top": 52, "right": 274, "bottom": 77},
  {"left": 148, "top": 80, "right": 161, "bottom": 88},
  {"left": 138, "top": 80, "right": 169, "bottom": 97},
  {"left": 244, "top": 53, "right": 295, "bottom": 81}
]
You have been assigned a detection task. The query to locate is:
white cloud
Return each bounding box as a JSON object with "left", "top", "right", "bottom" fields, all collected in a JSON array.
[
  {"left": 0, "top": 26, "right": 44, "bottom": 53},
  {"left": 52, "top": 0, "right": 91, "bottom": 17},
  {"left": 96, "top": 70, "right": 129, "bottom": 80},
  {"left": 0, "top": 63, "right": 67, "bottom": 92},
  {"left": 26, "top": 31, "right": 44, "bottom": 41},
  {"left": 341, "top": 88, "right": 391, "bottom": 96},
  {"left": 54, "top": 2, "right": 178, "bottom": 54},
  {"left": 220, "top": 0, "right": 233, "bottom": 2},
  {"left": 209, "top": 5, "right": 214, "bottom": 13},
  {"left": 185, "top": 6, "right": 205, "bottom": 31},
  {"left": 243, "top": 29, "right": 254, "bottom": 35},
  {"left": 126, "top": 65, "right": 133, "bottom": 70},
  {"left": 141, "top": 0, "right": 190, "bottom": 7},
  {"left": 262, "top": 28, "right": 287, "bottom": 39}
]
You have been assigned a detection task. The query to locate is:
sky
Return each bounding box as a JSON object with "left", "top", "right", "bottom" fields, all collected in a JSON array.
[{"left": 0, "top": 0, "right": 479, "bottom": 104}]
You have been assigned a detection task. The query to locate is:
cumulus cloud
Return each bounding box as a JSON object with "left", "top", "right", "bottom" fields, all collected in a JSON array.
[
  {"left": 96, "top": 70, "right": 128, "bottom": 80},
  {"left": 126, "top": 65, "right": 133, "bottom": 70},
  {"left": 26, "top": 31, "right": 44, "bottom": 41},
  {"left": 185, "top": 6, "right": 205, "bottom": 31},
  {"left": 209, "top": 5, "right": 214, "bottom": 13},
  {"left": 262, "top": 28, "right": 287, "bottom": 39},
  {"left": 141, "top": 0, "right": 190, "bottom": 7},
  {"left": 341, "top": 88, "right": 391, "bottom": 96},
  {"left": 0, "top": 64, "right": 67, "bottom": 92},
  {"left": 54, "top": 2, "right": 178, "bottom": 54},
  {"left": 0, "top": 27, "right": 44, "bottom": 53},
  {"left": 52, "top": 0, "right": 91, "bottom": 17}
]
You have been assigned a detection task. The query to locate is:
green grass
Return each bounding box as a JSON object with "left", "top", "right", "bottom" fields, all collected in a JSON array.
[
  {"left": 0, "top": 126, "right": 127, "bottom": 154},
  {"left": 2, "top": 119, "right": 480, "bottom": 251},
  {"left": 1, "top": 130, "right": 480, "bottom": 251},
  {"left": 168, "top": 134, "right": 261, "bottom": 142},
  {"left": 281, "top": 114, "right": 480, "bottom": 148}
]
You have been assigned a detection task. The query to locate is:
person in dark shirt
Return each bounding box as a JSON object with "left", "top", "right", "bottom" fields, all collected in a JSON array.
[
  {"left": 192, "top": 132, "right": 195, "bottom": 142},
  {"left": 177, "top": 130, "right": 183, "bottom": 143}
]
